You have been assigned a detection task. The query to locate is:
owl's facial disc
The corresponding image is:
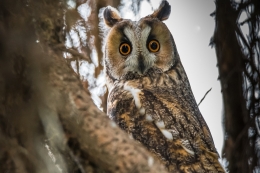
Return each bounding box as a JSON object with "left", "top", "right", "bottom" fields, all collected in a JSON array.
[
  {"left": 138, "top": 54, "right": 146, "bottom": 74},
  {"left": 122, "top": 25, "right": 157, "bottom": 75},
  {"left": 105, "top": 19, "right": 174, "bottom": 80},
  {"left": 104, "top": 1, "right": 174, "bottom": 80}
]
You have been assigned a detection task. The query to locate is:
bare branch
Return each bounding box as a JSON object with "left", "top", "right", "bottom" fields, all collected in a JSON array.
[{"left": 198, "top": 88, "right": 212, "bottom": 106}]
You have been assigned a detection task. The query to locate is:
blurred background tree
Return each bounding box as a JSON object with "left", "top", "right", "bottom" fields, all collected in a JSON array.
[{"left": 212, "top": 0, "right": 260, "bottom": 172}]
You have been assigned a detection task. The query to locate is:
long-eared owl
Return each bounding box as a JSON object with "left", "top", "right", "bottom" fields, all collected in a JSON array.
[{"left": 103, "top": 1, "right": 225, "bottom": 172}]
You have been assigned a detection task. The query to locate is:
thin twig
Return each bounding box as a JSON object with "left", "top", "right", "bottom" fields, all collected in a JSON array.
[
  {"left": 198, "top": 88, "right": 212, "bottom": 106},
  {"left": 53, "top": 44, "right": 91, "bottom": 62}
]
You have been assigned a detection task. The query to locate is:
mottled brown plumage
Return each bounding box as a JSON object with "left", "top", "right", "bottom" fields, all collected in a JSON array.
[{"left": 103, "top": 1, "right": 225, "bottom": 172}]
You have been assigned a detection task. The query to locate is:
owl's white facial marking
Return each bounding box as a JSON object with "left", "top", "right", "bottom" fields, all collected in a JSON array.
[{"left": 123, "top": 25, "right": 156, "bottom": 75}]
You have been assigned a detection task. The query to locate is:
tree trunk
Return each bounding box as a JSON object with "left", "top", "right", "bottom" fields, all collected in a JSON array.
[
  {"left": 0, "top": 0, "right": 168, "bottom": 172},
  {"left": 213, "top": 0, "right": 260, "bottom": 172}
]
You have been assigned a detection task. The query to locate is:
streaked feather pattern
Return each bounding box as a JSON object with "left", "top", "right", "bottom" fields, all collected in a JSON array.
[{"left": 104, "top": 1, "right": 225, "bottom": 172}]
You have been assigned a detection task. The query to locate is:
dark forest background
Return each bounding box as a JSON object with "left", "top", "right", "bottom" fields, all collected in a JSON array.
[{"left": 0, "top": 0, "right": 259, "bottom": 172}]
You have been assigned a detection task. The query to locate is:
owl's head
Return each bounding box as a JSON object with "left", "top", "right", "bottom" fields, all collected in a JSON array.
[{"left": 104, "top": 0, "right": 178, "bottom": 81}]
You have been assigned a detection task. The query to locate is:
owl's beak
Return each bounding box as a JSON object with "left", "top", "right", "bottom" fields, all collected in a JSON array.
[{"left": 138, "top": 55, "right": 146, "bottom": 74}]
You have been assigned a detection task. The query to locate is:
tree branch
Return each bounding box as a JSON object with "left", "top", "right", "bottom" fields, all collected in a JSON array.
[{"left": 198, "top": 88, "right": 212, "bottom": 106}]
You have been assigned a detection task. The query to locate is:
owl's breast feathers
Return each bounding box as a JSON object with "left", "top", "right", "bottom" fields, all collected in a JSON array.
[{"left": 107, "top": 62, "right": 225, "bottom": 173}]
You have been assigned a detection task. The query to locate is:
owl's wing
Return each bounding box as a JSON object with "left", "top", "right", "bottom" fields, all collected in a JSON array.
[{"left": 107, "top": 70, "right": 225, "bottom": 172}]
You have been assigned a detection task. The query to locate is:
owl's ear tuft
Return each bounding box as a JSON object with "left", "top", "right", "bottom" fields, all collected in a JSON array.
[
  {"left": 151, "top": 0, "right": 171, "bottom": 21},
  {"left": 103, "top": 6, "right": 122, "bottom": 27}
]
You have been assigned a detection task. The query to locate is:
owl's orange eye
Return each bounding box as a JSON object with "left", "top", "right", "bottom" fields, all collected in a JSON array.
[
  {"left": 148, "top": 40, "right": 160, "bottom": 52},
  {"left": 119, "top": 43, "right": 131, "bottom": 56}
]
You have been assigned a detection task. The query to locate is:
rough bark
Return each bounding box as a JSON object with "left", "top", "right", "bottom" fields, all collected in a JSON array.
[{"left": 0, "top": 0, "right": 168, "bottom": 172}]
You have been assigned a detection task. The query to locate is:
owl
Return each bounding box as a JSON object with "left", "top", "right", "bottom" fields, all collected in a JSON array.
[{"left": 103, "top": 1, "right": 225, "bottom": 172}]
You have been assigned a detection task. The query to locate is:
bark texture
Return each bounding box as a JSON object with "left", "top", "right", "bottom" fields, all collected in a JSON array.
[{"left": 0, "top": 0, "right": 168, "bottom": 172}]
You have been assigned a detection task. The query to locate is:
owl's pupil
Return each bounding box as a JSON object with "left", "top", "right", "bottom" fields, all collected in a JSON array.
[
  {"left": 122, "top": 45, "right": 128, "bottom": 53},
  {"left": 151, "top": 42, "right": 158, "bottom": 50}
]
